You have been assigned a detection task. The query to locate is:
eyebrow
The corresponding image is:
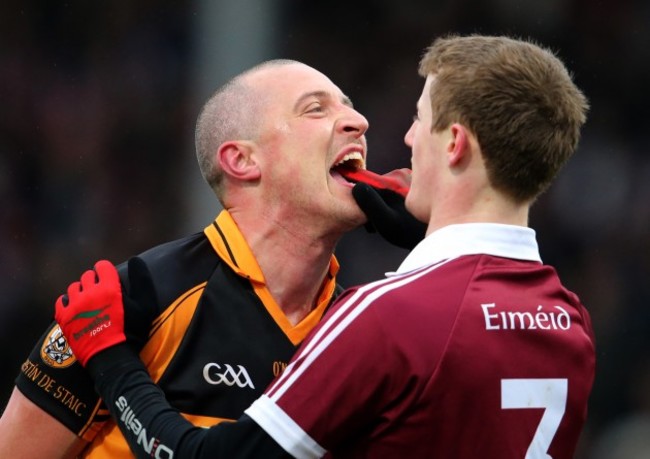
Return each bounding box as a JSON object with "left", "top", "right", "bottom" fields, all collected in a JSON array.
[{"left": 293, "top": 90, "right": 354, "bottom": 112}]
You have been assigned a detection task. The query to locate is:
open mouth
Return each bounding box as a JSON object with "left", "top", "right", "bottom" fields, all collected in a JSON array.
[
  {"left": 330, "top": 152, "right": 365, "bottom": 184},
  {"left": 331, "top": 154, "right": 410, "bottom": 197}
]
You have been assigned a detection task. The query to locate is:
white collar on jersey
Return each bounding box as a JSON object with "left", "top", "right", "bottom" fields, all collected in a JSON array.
[{"left": 388, "top": 223, "right": 542, "bottom": 277}]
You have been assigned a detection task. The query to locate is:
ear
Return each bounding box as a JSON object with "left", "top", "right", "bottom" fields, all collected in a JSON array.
[
  {"left": 217, "top": 141, "right": 261, "bottom": 181},
  {"left": 447, "top": 123, "right": 469, "bottom": 166}
]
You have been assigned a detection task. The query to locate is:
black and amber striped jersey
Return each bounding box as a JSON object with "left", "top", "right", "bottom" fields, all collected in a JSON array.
[{"left": 15, "top": 210, "right": 341, "bottom": 458}]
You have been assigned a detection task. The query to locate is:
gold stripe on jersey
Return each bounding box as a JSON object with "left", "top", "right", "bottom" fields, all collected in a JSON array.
[
  {"left": 204, "top": 210, "right": 340, "bottom": 345},
  {"left": 82, "top": 285, "right": 210, "bottom": 456},
  {"left": 183, "top": 412, "right": 236, "bottom": 426},
  {"left": 78, "top": 400, "right": 107, "bottom": 441},
  {"left": 140, "top": 283, "right": 207, "bottom": 383},
  {"left": 81, "top": 209, "right": 340, "bottom": 458},
  {"left": 149, "top": 283, "right": 206, "bottom": 335}
]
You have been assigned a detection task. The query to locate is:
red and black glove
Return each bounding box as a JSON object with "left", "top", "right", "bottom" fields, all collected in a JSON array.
[
  {"left": 341, "top": 168, "right": 427, "bottom": 250},
  {"left": 54, "top": 260, "right": 126, "bottom": 367},
  {"left": 338, "top": 167, "right": 410, "bottom": 198}
]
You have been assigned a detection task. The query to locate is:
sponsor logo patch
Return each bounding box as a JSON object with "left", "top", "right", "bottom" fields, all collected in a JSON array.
[{"left": 41, "top": 325, "right": 77, "bottom": 368}]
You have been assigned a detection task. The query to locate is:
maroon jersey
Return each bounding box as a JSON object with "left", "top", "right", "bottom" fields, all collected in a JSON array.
[{"left": 247, "top": 223, "right": 596, "bottom": 458}]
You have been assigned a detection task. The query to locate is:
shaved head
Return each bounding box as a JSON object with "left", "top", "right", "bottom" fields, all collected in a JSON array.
[{"left": 195, "top": 59, "right": 300, "bottom": 199}]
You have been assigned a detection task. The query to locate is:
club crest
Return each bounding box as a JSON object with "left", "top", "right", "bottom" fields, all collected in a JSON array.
[{"left": 40, "top": 325, "right": 77, "bottom": 368}]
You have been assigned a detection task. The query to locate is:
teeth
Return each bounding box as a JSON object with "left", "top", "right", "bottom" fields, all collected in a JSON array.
[{"left": 334, "top": 152, "right": 365, "bottom": 168}]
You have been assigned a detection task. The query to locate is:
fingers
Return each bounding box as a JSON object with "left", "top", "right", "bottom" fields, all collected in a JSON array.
[
  {"left": 66, "top": 280, "right": 82, "bottom": 302},
  {"left": 375, "top": 168, "right": 412, "bottom": 197},
  {"left": 80, "top": 269, "right": 98, "bottom": 290},
  {"left": 54, "top": 297, "right": 64, "bottom": 324},
  {"left": 54, "top": 294, "right": 68, "bottom": 321},
  {"left": 53, "top": 259, "right": 126, "bottom": 367},
  {"left": 60, "top": 260, "right": 118, "bottom": 306},
  {"left": 94, "top": 260, "right": 120, "bottom": 286},
  {"left": 382, "top": 168, "right": 412, "bottom": 181}
]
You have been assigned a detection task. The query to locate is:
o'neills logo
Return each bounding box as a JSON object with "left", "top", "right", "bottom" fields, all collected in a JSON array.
[
  {"left": 116, "top": 396, "right": 174, "bottom": 458},
  {"left": 41, "top": 325, "right": 76, "bottom": 368}
]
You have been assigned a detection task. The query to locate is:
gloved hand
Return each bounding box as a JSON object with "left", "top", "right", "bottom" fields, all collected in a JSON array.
[
  {"left": 338, "top": 167, "right": 410, "bottom": 197},
  {"left": 54, "top": 260, "right": 126, "bottom": 367},
  {"left": 352, "top": 182, "right": 427, "bottom": 250}
]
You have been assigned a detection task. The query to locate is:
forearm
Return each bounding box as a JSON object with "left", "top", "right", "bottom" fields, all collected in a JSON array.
[
  {"left": 55, "top": 260, "right": 289, "bottom": 458},
  {"left": 87, "top": 345, "right": 288, "bottom": 459},
  {"left": 87, "top": 344, "right": 210, "bottom": 458}
]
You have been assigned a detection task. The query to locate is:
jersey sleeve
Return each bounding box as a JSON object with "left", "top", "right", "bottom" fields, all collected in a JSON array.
[
  {"left": 245, "top": 284, "right": 402, "bottom": 456},
  {"left": 15, "top": 320, "right": 106, "bottom": 440},
  {"left": 14, "top": 258, "right": 161, "bottom": 440},
  {"left": 87, "top": 345, "right": 290, "bottom": 459}
]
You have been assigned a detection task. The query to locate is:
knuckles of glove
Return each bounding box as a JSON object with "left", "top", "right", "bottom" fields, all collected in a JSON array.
[{"left": 54, "top": 260, "right": 127, "bottom": 367}]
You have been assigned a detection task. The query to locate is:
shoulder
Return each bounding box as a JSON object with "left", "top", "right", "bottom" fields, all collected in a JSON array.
[
  {"left": 119, "top": 232, "right": 220, "bottom": 307},
  {"left": 133, "top": 231, "right": 215, "bottom": 270}
]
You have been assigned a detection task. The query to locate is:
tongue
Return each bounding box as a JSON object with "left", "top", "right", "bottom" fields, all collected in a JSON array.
[{"left": 338, "top": 168, "right": 409, "bottom": 197}]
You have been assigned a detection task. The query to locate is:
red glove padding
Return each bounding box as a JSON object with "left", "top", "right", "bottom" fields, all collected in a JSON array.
[
  {"left": 54, "top": 260, "right": 126, "bottom": 367},
  {"left": 339, "top": 167, "right": 411, "bottom": 197}
]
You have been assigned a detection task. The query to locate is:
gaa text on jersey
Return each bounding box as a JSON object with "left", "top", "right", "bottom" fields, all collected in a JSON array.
[
  {"left": 202, "top": 362, "right": 255, "bottom": 389},
  {"left": 481, "top": 303, "right": 572, "bottom": 331}
]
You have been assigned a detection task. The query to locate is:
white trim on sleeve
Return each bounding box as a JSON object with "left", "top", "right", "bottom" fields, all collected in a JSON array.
[{"left": 245, "top": 395, "right": 326, "bottom": 459}]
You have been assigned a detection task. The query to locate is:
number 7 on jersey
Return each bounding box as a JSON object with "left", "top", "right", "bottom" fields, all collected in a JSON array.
[{"left": 501, "top": 378, "right": 568, "bottom": 459}]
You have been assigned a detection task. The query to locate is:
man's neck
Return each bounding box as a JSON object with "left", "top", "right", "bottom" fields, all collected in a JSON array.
[
  {"left": 426, "top": 183, "right": 530, "bottom": 235},
  {"left": 231, "top": 209, "right": 340, "bottom": 326}
]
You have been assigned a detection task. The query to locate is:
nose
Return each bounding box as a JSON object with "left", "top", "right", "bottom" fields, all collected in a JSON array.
[
  {"left": 338, "top": 106, "right": 369, "bottom": 137},
  {"left": 404, "top": 122, "right": 415, "bottom": 147}
]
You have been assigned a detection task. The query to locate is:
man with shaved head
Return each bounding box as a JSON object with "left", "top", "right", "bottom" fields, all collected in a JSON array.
[{"left": 0, "top": 59, "right": 416, "bottom": 458}]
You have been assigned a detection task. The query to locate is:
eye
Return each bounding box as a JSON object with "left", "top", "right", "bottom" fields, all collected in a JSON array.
[{"left": 305, "top": 102, "right": 325, "bottom": 114}]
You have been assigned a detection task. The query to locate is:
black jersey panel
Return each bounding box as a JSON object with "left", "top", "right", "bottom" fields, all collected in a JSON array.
[{"left": 155, "top": 262, "right": 298, "bottom": 420}]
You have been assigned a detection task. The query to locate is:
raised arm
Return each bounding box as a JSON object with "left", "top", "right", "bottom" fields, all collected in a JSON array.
[{"left": 54, "top": 260, "right": 290, "bottom": 459}]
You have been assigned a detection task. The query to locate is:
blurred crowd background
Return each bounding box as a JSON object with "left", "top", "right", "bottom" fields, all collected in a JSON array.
[{"left": 2, "top": 1, "right": 649, "bottom": 457}]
